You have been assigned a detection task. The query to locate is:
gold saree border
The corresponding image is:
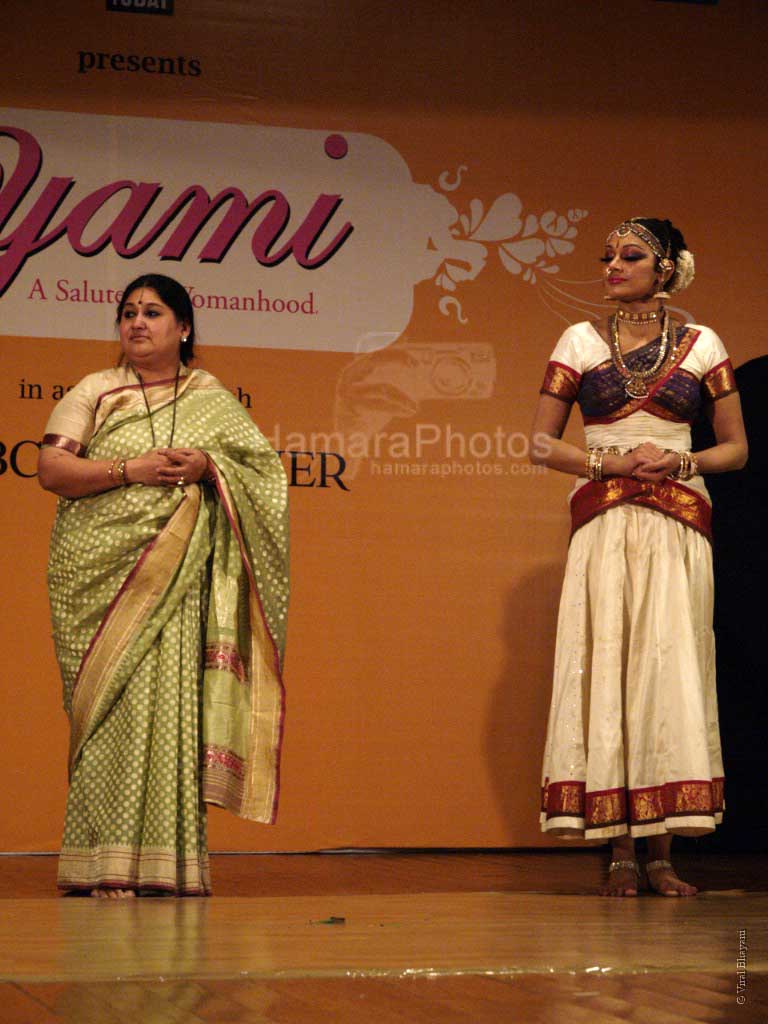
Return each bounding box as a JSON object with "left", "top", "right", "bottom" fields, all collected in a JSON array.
[
  {"left": 202, "top": 465, "right": 286, "bottom": 825},
  {"left": 541, "top": 777, "right": 725, "bottom": 830},
  {"left": 94, "top": 372, "right": 189, "bottom": 415},
  {"left": 57, "top": 844, "right": 211, "bottom": 895},
  {"left": 68, "top": 486, "right": 201, "bottom": 776},
  {"left": 570, "top": 477, "right": 712, "bottom": 542},
  {"left": 629, "top": 778, "right": 725, "bottom": 824},
  {"left": 540, "top": 360, "right": 581, "bottom": 404},
  {"left": 92, "top": 368, "right": 225, "bottom": 416},
  {"left": 203, "top": 744, "right": 245, "bottom": 809},
  {"left": 42, "top": 433, "right": 86, "bottom": 457},
  {"left": 703, "top": 358, "right": 737, "bottom": 401},
  {"left": 91, "top": 368, "right": 220, "bottom": 437}
]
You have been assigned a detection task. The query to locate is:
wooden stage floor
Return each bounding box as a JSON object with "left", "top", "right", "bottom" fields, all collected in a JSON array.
[{"left": 1, "top": 850, "right": 766, "bottom": 1022}]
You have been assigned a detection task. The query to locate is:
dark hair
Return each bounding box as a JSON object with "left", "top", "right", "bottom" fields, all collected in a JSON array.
[
  {"left": 116, "top": 273, "right": 196, "bottom": 365},
  {"left": 632, "top": 218, "right": 688, "bottom": 288}
]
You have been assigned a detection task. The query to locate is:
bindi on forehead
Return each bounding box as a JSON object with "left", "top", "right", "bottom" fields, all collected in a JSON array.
[{"left": 125, "top": 289, "right": 165, "bottom": 309}]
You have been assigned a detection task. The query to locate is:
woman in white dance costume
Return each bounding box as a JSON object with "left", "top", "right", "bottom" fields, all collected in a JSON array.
[{"left": 531, "top": 217, "right": 747, "bottom": 896}]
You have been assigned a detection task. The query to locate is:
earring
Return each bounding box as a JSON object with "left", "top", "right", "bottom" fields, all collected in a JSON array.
[
  {"left": 654, "top": 258, "right": 673, "bottom": 299},
  {"left": 181, "top": 335, "right": 188, "bottom": 344},
  {"left": 652, "top": 280, "right": 671, "bottom": 299}
]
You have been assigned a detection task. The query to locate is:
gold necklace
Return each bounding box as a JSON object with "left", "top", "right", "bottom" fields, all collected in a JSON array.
[
  {"left": 610, "top": 310, "right": 673, "bottom": 400},
  {"left": 616, "top": 307, "right": 660, "bottom": 324}
]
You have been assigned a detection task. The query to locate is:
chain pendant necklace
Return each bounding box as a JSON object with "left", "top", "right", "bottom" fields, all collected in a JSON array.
[
  {"left": 610, "top": 309, "right": 674, "bottom": 400},
  {"left": 133, "top": 364, "right": 181, "bottom": 448}
]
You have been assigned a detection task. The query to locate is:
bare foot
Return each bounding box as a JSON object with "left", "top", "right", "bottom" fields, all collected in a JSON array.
[
  {"left": 646, "top": 861, "right": 697, "bottom": 897},
  {"left": 90, "top": 888, "right": 136, "bottom": 899},
  {"left": 600, "top": 861, "right": 639, "bottom": 897}
]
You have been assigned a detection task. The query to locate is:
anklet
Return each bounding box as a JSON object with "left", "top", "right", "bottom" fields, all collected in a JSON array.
[
  {"left": 608, "top": 860, "right": 639, "bottom": 874},
  {"left": 646, "top": 859, "right": 673, "bottom": 872}
]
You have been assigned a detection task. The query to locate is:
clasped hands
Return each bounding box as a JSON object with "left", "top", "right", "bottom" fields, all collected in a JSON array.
[
  {"left": 617, "top": 442, "right": 681, "bottom": 482},
  {"left": 129, "top": 448, "right": 210, "bottom": 487}
]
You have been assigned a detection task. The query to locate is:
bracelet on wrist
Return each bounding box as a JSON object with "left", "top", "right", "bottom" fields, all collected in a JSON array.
[
  {"left": 108, "top": 456, "right": 129, "bottom": 487},
  {"left": 668, "top": 450, "right": 698, "bottom": 481},
  {"left": 586, "top": 446, "right": 620, "bottom": 482}
]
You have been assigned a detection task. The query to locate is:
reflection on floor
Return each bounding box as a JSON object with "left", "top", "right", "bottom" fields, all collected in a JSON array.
[{"left": 0, "top": 850, "right": 765, "bottom": 1023}]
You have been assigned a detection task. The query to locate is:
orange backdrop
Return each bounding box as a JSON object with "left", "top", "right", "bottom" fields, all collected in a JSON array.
[{"left": 1, "top": 0, "right": 766, "bottom": 851}]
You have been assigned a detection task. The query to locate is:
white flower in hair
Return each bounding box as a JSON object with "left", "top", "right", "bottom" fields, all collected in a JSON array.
[{"left": 671, "top": 249, "right": 695, "bottom": 293}]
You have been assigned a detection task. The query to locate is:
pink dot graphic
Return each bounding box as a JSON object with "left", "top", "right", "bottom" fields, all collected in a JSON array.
[{"left": 324, "top": 134, "right": 349, "bottom": 160}]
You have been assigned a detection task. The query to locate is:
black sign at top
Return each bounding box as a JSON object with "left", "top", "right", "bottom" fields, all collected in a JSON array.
[{"left": 106, "top": 0, "right": 174, "bottom": 14}]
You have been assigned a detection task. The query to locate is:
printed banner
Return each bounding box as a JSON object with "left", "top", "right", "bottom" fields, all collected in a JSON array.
[
  {"left": 0, "top": 108, "right": 463, "bottom": 351},
  {"left": 0, "top": 107, "right": 593, "bottom": 354}
]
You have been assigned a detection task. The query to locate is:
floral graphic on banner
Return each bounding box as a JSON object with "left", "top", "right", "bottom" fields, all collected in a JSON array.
[
  {"left": 433, "top": 180, "right": 588, "bottom": 323},
  {"left": 331, "top": 175, "right": 589, "bottom": 478}
]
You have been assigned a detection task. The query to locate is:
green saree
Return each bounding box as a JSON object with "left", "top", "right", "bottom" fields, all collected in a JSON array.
[{"left": 43, "top": 367, "right": 288, "bottom": 894}]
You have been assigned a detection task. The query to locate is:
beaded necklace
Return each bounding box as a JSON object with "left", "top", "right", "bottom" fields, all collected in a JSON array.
[
  {"left": 610, "top": 309, "right": 675, "bottom": 400},
  {"left": 133, "top": 364, "right": 181, "bottom": 448}
]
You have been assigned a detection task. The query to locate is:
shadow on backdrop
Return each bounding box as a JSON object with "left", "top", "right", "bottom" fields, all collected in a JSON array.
[
  {"left": 486, "top": 563, "right": 572, "bottom": 843},
  {"left": 693, "top": 355, "right": 768, "bottom": 852}
]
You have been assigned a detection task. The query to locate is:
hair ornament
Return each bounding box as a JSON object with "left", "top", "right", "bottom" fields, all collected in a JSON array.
[
  {"left": 608, "top": 218, "right": 666, "bottom": 259},
  {"left": 670, "top": 249, "right": 695, "bottom": 293}
]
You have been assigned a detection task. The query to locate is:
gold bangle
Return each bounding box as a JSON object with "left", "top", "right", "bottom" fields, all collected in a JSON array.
[
  {"left": 117, "top": 459, "right": 125, "bottom": 486},
  {"left": 108, "top": 457, "right": 121, "bottom": 487},
  {"left": 586, "top": 448, "right": 603, "bottom": 482},
  {"left": 670, "top": 450, "right": 697, "bottom": 481},
  {"left": 679, "top": 451, "right": 697, "bottom": 481}
]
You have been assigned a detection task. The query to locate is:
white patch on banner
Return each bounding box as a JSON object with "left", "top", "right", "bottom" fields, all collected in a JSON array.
[
  {"left": 0, "top": 109, "right": 437, "bottom": 351},
  {"left": 0, "top": 109, "right": 589, "bottom": 352}
]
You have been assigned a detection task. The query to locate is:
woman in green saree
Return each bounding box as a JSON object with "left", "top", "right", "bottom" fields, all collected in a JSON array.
[{"left": 38, "top": 274, "right": 288, "bottom": 898}]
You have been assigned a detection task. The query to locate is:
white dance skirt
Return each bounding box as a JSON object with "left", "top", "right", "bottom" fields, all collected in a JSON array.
[{"left": 540, "top": 504, "right": 724, "bottom": 840}]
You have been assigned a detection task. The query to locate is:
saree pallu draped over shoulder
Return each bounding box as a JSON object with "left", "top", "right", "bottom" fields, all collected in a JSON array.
[{"left": 45, "top": 368, "right": 288, "bottom": 894}]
